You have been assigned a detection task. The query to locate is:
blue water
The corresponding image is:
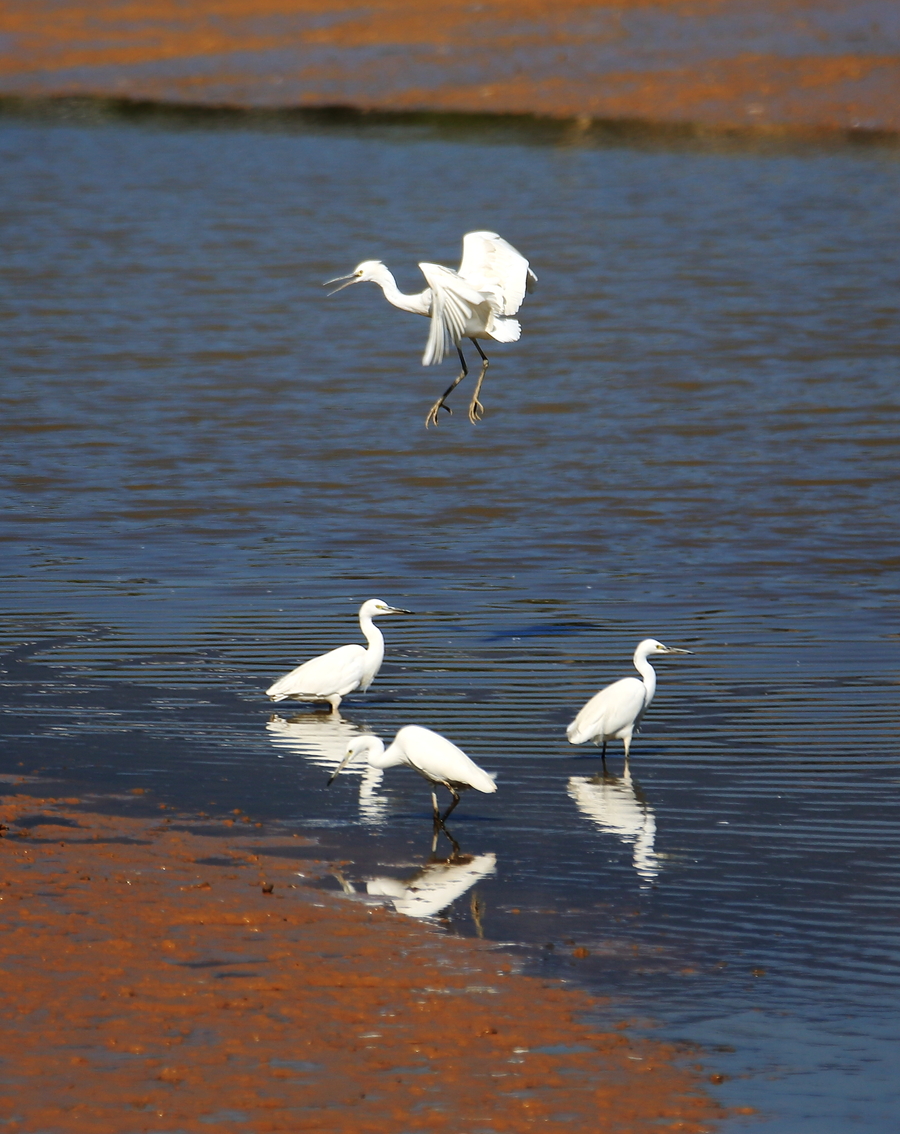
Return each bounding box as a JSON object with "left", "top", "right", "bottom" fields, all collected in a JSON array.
[{"left": 2, "top": 109, "right": 899, "bottom": 1131}]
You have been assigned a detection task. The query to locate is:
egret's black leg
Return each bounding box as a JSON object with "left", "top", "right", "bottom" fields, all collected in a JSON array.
[
  {"left": 467, "top": 339, "right": 489, "bottom": 423},
  {"left": 440, "top": 788, "right": 461, "bottom": 823},
  {"left": 440, "top": 819, "right": 461, "bottom": 857},
  {"left": 425, "top": 346, "right": 468, "bottom": 428},
  {"left": 601, "top": 742, "right": 608, "bottom": 772}
]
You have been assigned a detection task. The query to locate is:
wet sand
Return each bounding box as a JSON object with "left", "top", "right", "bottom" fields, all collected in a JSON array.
[
  {"left": 0, "top": 791, "right": 730, "bottom": 1132},
  {"left": 1, "top": 0, "right": 898, "bottom": 134}
]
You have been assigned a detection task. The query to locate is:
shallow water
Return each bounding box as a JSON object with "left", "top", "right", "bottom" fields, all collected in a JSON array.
[{"left": 2, "top": 112, "right": 899, "bottom": 1131}]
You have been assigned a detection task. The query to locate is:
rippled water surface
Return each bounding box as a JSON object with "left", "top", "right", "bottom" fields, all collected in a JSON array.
[{"left": 2, "top": 111, "right": 899, "bottom": 1131}]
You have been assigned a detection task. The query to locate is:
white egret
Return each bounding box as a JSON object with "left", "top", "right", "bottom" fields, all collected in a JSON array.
[
  {"left": 567, "top": 639, "right": 691, "bottom": 762},
  {"left": 328, "top": 725, "right": 497, "bottom": 821},
  {"left": 325, "top": 230, "right": 536, "bottom": 427},
  {"left": 265, "top": 599, "right": 411, "bottom": 712}
]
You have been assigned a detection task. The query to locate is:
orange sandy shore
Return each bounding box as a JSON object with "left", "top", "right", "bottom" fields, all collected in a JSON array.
[
  {"left": 1, "top": 1, "right": 898, "bottom": 135},
  {"left": 0, "top": 792, "right": 737, "bottom": 1133}
]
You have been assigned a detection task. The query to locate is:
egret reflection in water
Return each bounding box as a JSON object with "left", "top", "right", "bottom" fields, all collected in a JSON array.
[
  {"left": 568, "top": 769, "right": 659, "bottom": 885},
  {"left": 366, "top": 852, "right": 497, "bottom": 921},
  {"left": 266, "top": 712, "right": 389, "bottom": 825}
]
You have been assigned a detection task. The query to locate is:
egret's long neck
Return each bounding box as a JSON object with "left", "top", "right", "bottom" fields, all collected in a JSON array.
[
  {"left": 633, "top": 651, "right": 658, "bottom": 707},
  {"left": 365, "top": 737, "right": 402, "bottom": 771},
  {"left": 371, "top": 266, "right": 430, "bottom": 316},
  {"left": 359, "top": 611, "right": 385, "bottom": 661},
  {"left": 358, "top": 611, "right": 386, "bottom": 688}
]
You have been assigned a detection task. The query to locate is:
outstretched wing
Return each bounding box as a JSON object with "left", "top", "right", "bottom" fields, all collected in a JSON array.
[
  {"left": 458, "top": 231, "right": 537, "bottom": 316},
  {"left": 418, "top": 262, "right": 494, "bottom": 366}
]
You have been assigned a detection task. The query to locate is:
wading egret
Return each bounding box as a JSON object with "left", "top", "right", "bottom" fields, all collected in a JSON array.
[
  {"left": 265, "top": 599, "right": 411, "bottom": 712},
  {"left": 326, "top": 230, "right": 536, "bottom": 427},
  {"left": 567, "top": 639, "right": 691, "bottom": 762},
  {"left": 328, "top": 725, "right": 497, "bottom": 821}
]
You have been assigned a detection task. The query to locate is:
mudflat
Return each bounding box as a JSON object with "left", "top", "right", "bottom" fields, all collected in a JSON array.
[
  {"left": 0, "top": 0, "right": 897, "bottom": 132},
  {"left": 0, "top": 792, "right": 727, "bottom": 1132}
]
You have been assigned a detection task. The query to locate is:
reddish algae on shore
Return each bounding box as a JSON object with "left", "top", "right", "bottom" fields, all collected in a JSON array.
[
  {"left": 1, "top": 0, "right": 898, "bottom": 133},
  {"left": 0, "top": 793, "right": 731, "bottom": 1133}
]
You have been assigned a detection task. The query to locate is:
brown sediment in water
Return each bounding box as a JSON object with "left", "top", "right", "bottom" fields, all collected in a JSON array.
[
  {"left": 0, "top": 792, "right": 732, "bottom": 1133},
  {"left": 0, "top": 0, "right": 897, "bottom": 136}
]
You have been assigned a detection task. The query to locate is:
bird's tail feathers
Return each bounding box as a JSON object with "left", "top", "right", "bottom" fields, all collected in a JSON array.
[
  {"left": 487, "top": 315, "right": 521, "bottom": 343},
  {"left": 468, "top": 767, "right": 498, "bottom": 794},
  {"left": 566, "top": 718, "right": 592, "bottom": 745}
]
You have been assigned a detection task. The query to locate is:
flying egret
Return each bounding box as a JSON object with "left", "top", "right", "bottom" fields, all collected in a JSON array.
[
  {"left": 265, "top": 599, "right": 411, "bottom": 712},
  {"left": 325, "top": 230, "right": 536, "bottom": 427},
  {"left": 328, "top": 725, "right": 497, "bottom": 821},
  {"left": 567, "top": 639, "right": 691, "bottom": 763}
]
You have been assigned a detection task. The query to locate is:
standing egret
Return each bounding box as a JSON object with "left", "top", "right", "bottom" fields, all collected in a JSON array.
[
  {"left": 325, "top": 230, "right": 536, "bottom": 427},
  {"left": 265, "top": 599, "right": 411, "bottom": 712},
  {"left": 567, "top": 639, "right": 691, "bottom": 763},
  {"left": 328, "top": 725, "right": 497, "bottom": 821}
]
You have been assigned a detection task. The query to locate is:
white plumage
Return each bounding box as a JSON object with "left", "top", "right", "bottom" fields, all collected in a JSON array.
[
  {"left": 458, "top": 230, "right": 534, "bottom": 316},
  {"left": 328, "top": 724, "right": 497, "bottom": 821},
  {"left": 326, "top": 230, "right": 536, "bottom": 426},
  {"left": 265, "top": 598, "right": 410, "bottom": 712},
  {"left": 567, "top": 638, "right": 691, "bottom": 762}
]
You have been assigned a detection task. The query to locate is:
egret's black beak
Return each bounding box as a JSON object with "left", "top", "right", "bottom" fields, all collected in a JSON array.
[
  {"left": 328, "top": 750, "right": 356, "bottom": 786},
  {"left": 324, "top": 274, "right": 358, "bottom": 296},
  {"left": 666, "top": 647, "right": 692, "bottom": 655},
  {"left": 388, "top": 607, "right": 413, "bottom": 615}
]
